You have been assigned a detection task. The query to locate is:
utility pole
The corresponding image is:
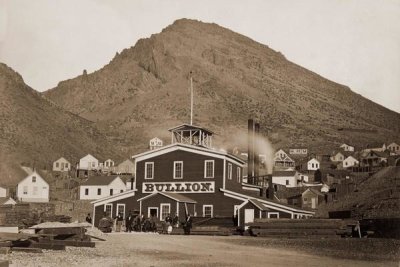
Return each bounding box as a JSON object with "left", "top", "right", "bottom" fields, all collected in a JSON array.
[{"left": 190, "top": 71, "right": 193, "bottom": 125}]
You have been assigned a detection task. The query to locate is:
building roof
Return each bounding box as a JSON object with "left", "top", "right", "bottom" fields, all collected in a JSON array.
[
  {"left": 249, "top": 199, "right": 268, "bottom": 211},
  {"left": 272, "top": 171, "right": 297, "bottom": 177},
  {"left": 54, "top": 157, "right": 71, "bottom": 163},
  {"left": 131, "top": 143, "right": 245, "bottom": 165},
  {"left": 168, "top": 124, "right": 214, "bottom": 134},
  {"left": 304, "top": 188, "right": 324, "bottom": 196},
  {"left": 81, "top": 175, "right": 121, "bottom": 186},
  {"left": 137, "top": 192, "right": 197, "bottom": 204}
]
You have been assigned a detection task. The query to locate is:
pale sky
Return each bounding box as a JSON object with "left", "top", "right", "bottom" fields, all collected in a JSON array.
[{"left": 0, "top": 0, "right": 399, "bottom": 112}]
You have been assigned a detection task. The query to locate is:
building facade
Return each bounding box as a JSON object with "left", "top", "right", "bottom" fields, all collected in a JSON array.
[
  {"left": 16, "top": 168, "right": 49, "bottom": 203},
  {"left": 79, "top": 176, "right": 127, "bottom": 200},
  {"left": 52, "top": 157, "right": 71, "bottom": 172}
]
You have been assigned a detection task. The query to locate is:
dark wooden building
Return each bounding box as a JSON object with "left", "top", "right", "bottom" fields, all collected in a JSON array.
[{"left": 91, "top": 124, "right": 314, "bottom": 227}]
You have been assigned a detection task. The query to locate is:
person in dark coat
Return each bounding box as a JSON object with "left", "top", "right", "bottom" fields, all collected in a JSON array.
[
  {"left": 125, "top": 211, "right": 134, "bottom": 232},
  {"left": 115, "top": 212, "right": 124, "bottom": 232},
  {"left": 85, "top": 213, "right": 92, "bottom": 224},
  {"left": 183, "top": 214, "right": 193, "bottom": 235},
  {"left": 172, "top": 213, "right": 179, "bottom": 228}
]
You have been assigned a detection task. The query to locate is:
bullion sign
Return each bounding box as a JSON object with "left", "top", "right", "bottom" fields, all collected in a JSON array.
[{"left": 142, "top": 181, "right": 215, "bottom": 193}]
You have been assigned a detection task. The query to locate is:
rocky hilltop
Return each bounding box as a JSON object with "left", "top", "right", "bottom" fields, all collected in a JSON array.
[
  {"left": 44, "top": 19, "right": 400, "bottom": 153},
  {"left": 0, "top": 63, "right": 118, "bottom": 185}
]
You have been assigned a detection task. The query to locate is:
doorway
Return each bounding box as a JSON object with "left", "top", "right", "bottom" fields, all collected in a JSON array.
[
  {"left": 148, "top": 207, "right": 158, "bottom": 218},
  {"left": 244, "top": 209, "right": 254, "bottom": 230}
]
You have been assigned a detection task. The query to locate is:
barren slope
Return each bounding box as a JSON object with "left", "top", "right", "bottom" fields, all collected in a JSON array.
[
  {"left": 44, "top": 19, "right": 400, "bottom": 152},
  {"left": 0, "top": 63, "right": 118, "bottom": 185}
]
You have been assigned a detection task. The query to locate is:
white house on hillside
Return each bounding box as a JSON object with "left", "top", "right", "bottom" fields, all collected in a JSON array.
[
  {"left": 79, "top": 154, "right": 99, "bottom": 170},
  {"left": 53, "top": 157, "right": 71, "bottom": 172},
  {"left": 101, "top": 159, "right": 115, "bottom": 172},
  {"left": 387, "top": 143, "right": 400, "bottom": 154},
  {"left": 17, "top": 167, "right": 49, "bottom": 203},
  {"left": 79, "top": 175, "right": 127, "bottom": 200},
  {"left": 330, "top": 152, "right": 345, "bottom": 162},
  {"left": 340, "top": 143, "right": 354, "bottom": 152},
  {"left": 343, "top": 156, "right": 359, "bottom": 168},
  {"left": 149, "top": 137, "right": 163, "bottom": 150},
  {"left": 272, "top": 171, "right": 309, "bottom": 188},
  {"left": 307, "top": 158, "right": 320, "bottom": 171}
]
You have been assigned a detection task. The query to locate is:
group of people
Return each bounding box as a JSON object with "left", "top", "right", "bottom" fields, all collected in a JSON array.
[{"left": 89, "top": 211, "right": 194, "bottom": 235}]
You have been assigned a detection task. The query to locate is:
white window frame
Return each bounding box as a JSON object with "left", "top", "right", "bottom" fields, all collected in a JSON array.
[
  {"left": 147, "top": 207, "right": 159, "bottom": 218},
  {"left": 267, "top": 212, "right": 279, "bottom": 219},
  {"left": 204, "top": 160, "right": 215, "bottom": 178},
  {"left": 97, "top": 188, "right": 102, "bottom": 195},
  {"left": 160, "top": 203, "right": 171, "bottom": 221},
  {"left": 116, "top": 203, "right": 126, "bottom": 218},
  {"left": 84, "top": 188, "right": 89, "bottom": 195},
  {"left": 145, "top": 162, "right": 154, "bottom": 179},
  {"left": 236, "top": 167, "right": 241, "bottom": 183},
  {"left": 104, "top": 203, "right": 113, "bottom": 217},
  {"left": 173, "top": 161, "right": 183, "bottom": 179},
  {"left": 227, "top": 163, "right": 232, "bottom": 180},
  {"left": 203, "top": 205, "right": 213, "bottom": 217}
]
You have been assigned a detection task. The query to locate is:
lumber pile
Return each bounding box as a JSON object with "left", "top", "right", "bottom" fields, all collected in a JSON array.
[
  {"left": 0, "top": 223, "right": 98, "bottom": 253},
  {"left": 247, "top": 219, "right": 355, "bottom": 238},
  {"left": 171, "top": 226, "right": 231, "bottom": 236}
]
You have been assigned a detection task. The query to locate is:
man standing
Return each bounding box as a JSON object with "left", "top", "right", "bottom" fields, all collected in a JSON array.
[
  {"left": 116, "top": 212, "right": 124, "bottom": 232},
  {"left": 85, "top": 213, "right": 92, "bottom": 224},
  {"left": 125, "top": 211, "right": 134, "bottom": 233},
  {"left": 184, "top": 213, "right": 193, "bottom": 235}
]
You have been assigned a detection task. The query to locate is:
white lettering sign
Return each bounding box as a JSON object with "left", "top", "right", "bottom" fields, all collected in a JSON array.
[{"left": 142, "top": 181, "right": 215, "bottom": 193}]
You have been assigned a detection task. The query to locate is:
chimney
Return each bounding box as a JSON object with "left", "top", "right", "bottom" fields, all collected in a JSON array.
[
  {"left": 254, "top": 122, "right": 260, "bottom": 183},
  {"left": 130, "top": 177, "right": 134, "bottom": 190},
  {"left": 267, "top": 174, "right": 274, "bottom": 199},
  {"left": 248, "top": 119, "right": 254, "bottom": 184}
]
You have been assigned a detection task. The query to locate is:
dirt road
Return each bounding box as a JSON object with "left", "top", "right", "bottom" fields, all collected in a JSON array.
[{"left": 2, "top": 233, "right": 399, "bottom": 267}]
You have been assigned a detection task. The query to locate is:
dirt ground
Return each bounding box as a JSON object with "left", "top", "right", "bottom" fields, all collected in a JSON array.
[{"left": 1, "top": 233, "right": 399, "bottom": 267}]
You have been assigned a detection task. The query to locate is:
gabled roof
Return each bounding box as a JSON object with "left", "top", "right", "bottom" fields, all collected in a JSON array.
[
  {"left": 137, "top": 192, "right": 197, "bottom": 204},
  {"left": 54, "top": 157, "right": 71, "bottom": 164},
  {"left": 274, "top": 149, "right": 294, "bottom": 163},
  {"left": 91, "top": 189, "right": 137, "bottom": 206},
  {"left": 117, "top": 159, "right": 134, "bottom": 166},
  {"left": 303, "top": 188, "right": 324, "bottom": 196},
  {"left": 81, "top": 175, "right": 121, "bottom": 186},
  {"left": 249, "top": 199, "right": 268, "bottom": 211},
  {"left": 18, "top": 167, "right": 49, "bottom": 185},
  {"left": 131, "top": 143, "right": 245, "bottom": 165}
]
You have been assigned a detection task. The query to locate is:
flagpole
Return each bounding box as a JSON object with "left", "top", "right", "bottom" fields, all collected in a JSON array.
[{"left": 190, "top": 72, "right": 193, "bottom": 125}]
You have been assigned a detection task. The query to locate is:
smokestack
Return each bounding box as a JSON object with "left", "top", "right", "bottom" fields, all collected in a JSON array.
[
  {"left": 130, "top": 177, "right": 134, "bottom": 190},
  {"left": 254, "top": 122, "right": 260, "bottom": 183},
  {"left": 267, "top": 175, "right": 274, "bottom": 199},
  {"left": 248, "top": 119, "right": 254, "bottom": 184}
]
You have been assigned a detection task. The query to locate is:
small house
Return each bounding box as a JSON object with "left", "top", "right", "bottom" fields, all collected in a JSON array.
[
  {"left": 16, "top": 167, "right": 49, "bottom": 203},
  {"left": 340, "top": 143, "right": 354, "bottom": 152},
  {"left": 342, "top": 156, "right": 359, "bottom": 168},
  {"left": 307, "top": 158, "right": 320, "bottom": 171},
  {"left": 301, "top": 188, "right": 324, "bottom": 209},
  {"left": 387, "top": 142, "right": 400, "bottom": 154},
  {"left": 272, "top": 171, "right": 308, "bottom": 188},
  {"left": 52, "top": 157, "right": 71, "bottom": 172},
  {"left": 149, "top": 137, "right": 163, "bottom": 150},
  {"left": 330, "top": 152, "right": 345, "bottom": 162},
  {"left": 79, "top": 175, "right": 127, "bottom": 200},
  {"left": 273, "top": 149, "right": 295, "bottom": 170},
  {"left": 79, "top": 154, "right": 99, "bottom": 170}
]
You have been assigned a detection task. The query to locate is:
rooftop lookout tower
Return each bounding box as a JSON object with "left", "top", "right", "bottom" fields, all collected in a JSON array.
[{"left": 168, "top": 124, "right": 213, "bottom": 148}]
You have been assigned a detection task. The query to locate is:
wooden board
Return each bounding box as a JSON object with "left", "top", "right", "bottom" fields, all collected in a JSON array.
[
  {"left": 38, "top": 239, "right": 95, "bottom": 248},
  {"left": 11, "top": 247, "right": 43, "bottom": 253}
]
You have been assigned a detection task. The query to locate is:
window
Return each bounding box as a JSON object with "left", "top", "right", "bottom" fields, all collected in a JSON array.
[
  {"left": 116, "top": 204, "right": 125, "bottom": 218},
  {"left": 311, "top": 163, "right": 314, "bottom": 168},
  {"left": 173, "top": 161, "right": 183, "bottom": 179},
  {"left": 227, "top": 163, "right": 232, "bottom": 180},
  {"left": 204, "top": 160, "right": 214, "bottom": 178},
  {"left": 23, "top": 186, "right": 28, "bottom": 195},
  {"left": 120, "top": 189, "right": 123, "bottom": 193},
  {"left": 316, "top": 164, "right": 319, "bottom": 168},
  {"left": 104, "top": 204, "right": 112, "bottom": 216},
  {"left": 160, "top": 203, "right": 171, "bottom": 221},
  {"left": 56, "top": 162, "right": 59, "bottom": 168},
  {"left": 85, "top": 188, "right": 89, "bottom": 195},
  {"left": 286, "top": 180, "right": 289, "bottom": 185},
  {"left": 110, "top": 189, "right": 113, "bottom": 196},
  {"left": 65, "top": 163, "right": 69, "bottom": 168},
  {"left": 97, "top": 188, "right": 101, "bottom": 195},
  {"left": 32, "top": 176, "right": 36, "bottom": 183},
  {"left": 237, "top": 167, "right": 241, "bottom": 183},
  {"left": 203, "top": 205, "right": 213, "bottom": 217},
  {"left": 92, "top": 162, "right": 95, "bottom": 168},
  {"left": 268, "top": 212, "right": 279, "bottom": 219},
  {"left": 33, "top": 186, "right": 38, "bottom": 196},
  {"left": 145, "top": 162, "right": 154, "bottom": 179}
]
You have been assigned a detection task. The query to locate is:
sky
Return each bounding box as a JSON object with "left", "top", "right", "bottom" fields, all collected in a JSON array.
[{"left": 0, "top": 0, "right": 399, "bottom": 113}]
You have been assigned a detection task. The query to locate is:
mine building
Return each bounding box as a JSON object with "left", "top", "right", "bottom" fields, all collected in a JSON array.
[{"left": 91, "top": 122, "right": 314, "bottom": 227}]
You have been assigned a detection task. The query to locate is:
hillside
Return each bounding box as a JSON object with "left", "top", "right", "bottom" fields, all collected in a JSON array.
[
  {"left": 316, "top": 166, "right": 400, "bottom": 219},
  {"left": 44, "top": 18, "right": 400, "bottom": 153},
  {"left": 0, "top": 63, "right": 119, "bottom": 185}
]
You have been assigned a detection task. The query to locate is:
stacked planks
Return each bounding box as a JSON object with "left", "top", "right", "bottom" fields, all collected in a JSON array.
[{"left": 247, "top": 219, "right": 355, "bottom": 238}]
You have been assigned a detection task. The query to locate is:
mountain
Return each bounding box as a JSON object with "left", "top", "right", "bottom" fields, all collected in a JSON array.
[
  {"left": 0, "top": 63, "right": 119, "bottom": 185},
  {"left": 44, "top": 18, "right": 400, "bottom": 153}
]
